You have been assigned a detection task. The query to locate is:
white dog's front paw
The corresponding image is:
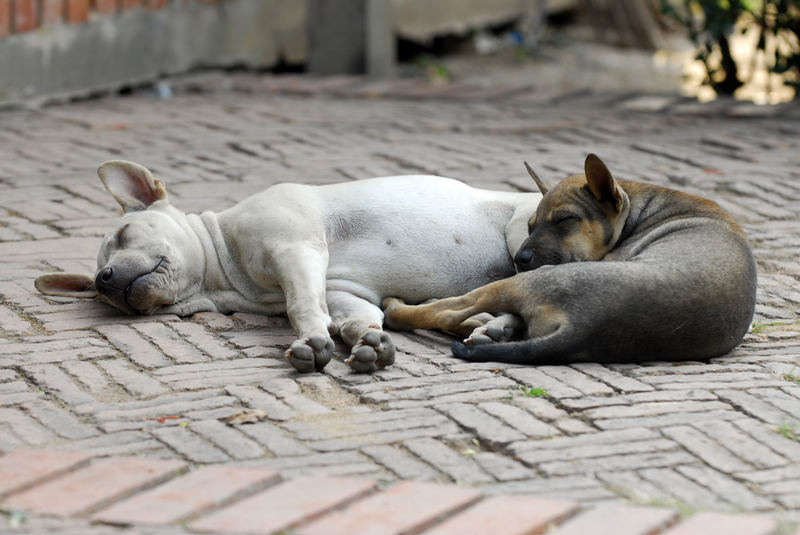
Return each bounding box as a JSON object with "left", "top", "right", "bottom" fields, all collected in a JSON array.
[
  {"left": 285, "top": 336, "right": 335, "bottom": 373},
  {"left": 345, "top": 329, "right": 395, "bottom": 373}
]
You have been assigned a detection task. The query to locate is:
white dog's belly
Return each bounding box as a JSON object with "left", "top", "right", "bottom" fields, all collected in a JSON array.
[{"left": 322, "top": 177, "right": 521, "bottom": 304}]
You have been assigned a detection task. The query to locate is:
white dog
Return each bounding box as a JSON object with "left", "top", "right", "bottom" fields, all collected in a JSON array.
[{"left": 36, "top": 161, "right": 541, "bottom": 372}]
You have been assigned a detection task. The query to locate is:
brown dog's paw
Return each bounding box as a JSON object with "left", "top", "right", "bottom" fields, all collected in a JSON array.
[
  {"left": 285, "top": 336, "right": 335, "bottom": 373},
  {"left": 345, "top": 329, "right": 395, "bottom": 373},
  {"left": 464, "top": 314, "right": 524, "bottom": 345}
]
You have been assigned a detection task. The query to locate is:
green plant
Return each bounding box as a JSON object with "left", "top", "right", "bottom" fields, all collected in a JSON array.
[
  {"left": 782, "top": 367, "right": 800, "bottom": 383},
  {"left": 414, "top": 54, "right": 452, "bottom": 84},
  {"left": 661, "top": 0, "right": 800, "bottom": 98},
  {"left": 509, "top": 385, "right": 550, "bottom": 398},
  {"left": 750, "top": 319, "right": 789, "bottom": 333},
  {"left": 777, "top": 423, "right": 799, "bottom": 440}
]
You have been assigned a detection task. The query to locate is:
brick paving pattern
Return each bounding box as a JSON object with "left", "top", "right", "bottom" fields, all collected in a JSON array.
[
  {"left": 0, "top": 449, "right": 785, "bottom": 534},
  {"left": 0, "top": 73, "right": 799, "bottom": 532}
]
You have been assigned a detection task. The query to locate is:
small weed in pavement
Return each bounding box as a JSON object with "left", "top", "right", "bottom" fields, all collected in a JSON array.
[
  {"left": 511, "top": 385, "right": 550, "bottom": 398},
  {"left": 777, "top": 423, "right": 799, "bottom": 441}
]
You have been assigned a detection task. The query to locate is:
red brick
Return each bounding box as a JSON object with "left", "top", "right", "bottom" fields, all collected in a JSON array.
[
  {"left": 0, "top": 449, "right": 90, "bottom": 497},
  {"left": 189, "top": 477, "right": 376, "bottom": 534},
  {"left": 548, "top": 505, "right": 678, "bottom": 535},
  {"left": 91, "top": 0, "right": 116, "bottom": 14},
  {"left": 3, "top": 457, "right": 186, "bottom": 516},
  {"left": 13, "top": 0, "right": 37, "bottom": 32},
  {"left": 662, "top": 512, "right": 777, "bottom": 535},
  {"left": 423, "top": 495, "right": 579, "bottom": 535},
  {"left": 299, "top": 481, "right": 481, "bottom": 535},
  {"left": 65, "top": 0, "right": 88, "bottom": 23},
  {"left": 40, "top": 0, "right": 63, "bottom": 25},
  {"left": 119, "top": 0, "right": 140, "bottom": 10},
  {"left": 0, "top": 0, "right": 11, "bottom": 36},
  {"left": 93, "top": 465, "right": 280, "bottom": 526},
  {"left": 145, "top": 0, "right": 166, "bottom": 9}
]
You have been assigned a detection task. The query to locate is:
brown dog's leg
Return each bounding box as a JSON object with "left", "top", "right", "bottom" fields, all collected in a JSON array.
[{"left": 383, "top": 278, "right": 519, "bottom": 337}]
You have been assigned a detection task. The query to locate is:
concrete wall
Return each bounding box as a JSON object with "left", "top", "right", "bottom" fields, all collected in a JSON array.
[
  {"left": 0, "top": 0, "right": 305, "bottom": 103},
  {"left": 0, "top": 0, "right": 541, "bottom": 104}
]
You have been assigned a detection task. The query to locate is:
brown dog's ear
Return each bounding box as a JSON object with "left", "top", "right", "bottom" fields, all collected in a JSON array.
[
  {"left": 584, "top": 153, "right": 624, "bottom": 211},
  {"left": 524, "top": 161, "right": 551, "bottom": 195},
  {"left": 34, "top": 274, "right": 97, "bottom": 298},
  {"left": 97, "top": 160, "right": 168, "bottom": 213}
]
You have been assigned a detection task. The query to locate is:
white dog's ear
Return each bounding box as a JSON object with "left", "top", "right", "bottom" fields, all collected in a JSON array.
[
  {"left": 34, "top": 273, "right": 97, "bottom": 298},
  {"left": 524, "top": 161, "right": 551, "bottom": 195},
  {"left": 97, "top": 160, "right": 168, "bottom": 213}
]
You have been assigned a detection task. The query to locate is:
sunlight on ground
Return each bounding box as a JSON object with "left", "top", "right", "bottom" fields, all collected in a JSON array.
[{"left": 673, "top": 25, "right": 796, "bottom": 104}]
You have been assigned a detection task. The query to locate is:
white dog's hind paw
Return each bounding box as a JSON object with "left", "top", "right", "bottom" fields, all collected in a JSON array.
[
  {"left": 345, "top": 329, "right": 395, "bottom": 373},
  {"left": 286, "top": 336, "right": 335, "bottom": 373}
]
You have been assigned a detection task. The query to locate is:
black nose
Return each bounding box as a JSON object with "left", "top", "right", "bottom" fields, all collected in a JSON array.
[
  {"left": 99, "top": 267, "right": 113, "bottom": 282},
  {"left": 515, "top": 248, "right": 533, "bottom": 265},
  {"left": 95, "top": 267, "right": 115, "bottom": 295}
]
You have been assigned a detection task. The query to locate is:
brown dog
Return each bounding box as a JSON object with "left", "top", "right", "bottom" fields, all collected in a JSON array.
[{"left": 383, "top": 154, "right": 757, "bottom": 364}]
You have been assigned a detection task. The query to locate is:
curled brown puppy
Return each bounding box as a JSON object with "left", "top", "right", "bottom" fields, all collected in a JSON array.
[{"left": 384, "top": 154, "right": 757, "bottom": 364}]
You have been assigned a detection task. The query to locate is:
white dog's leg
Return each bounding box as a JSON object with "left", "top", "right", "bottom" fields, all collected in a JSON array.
[
  {"left": 270, "top": 244, "right": 335, "bottom": 373},
  {"left": 327, "top": 291, "right": 395, "bottom": 373}
]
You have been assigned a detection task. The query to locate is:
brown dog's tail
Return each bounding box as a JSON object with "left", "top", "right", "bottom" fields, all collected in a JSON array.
[{"left": 451, "top": 326, "right": 584, "bottom": 365}]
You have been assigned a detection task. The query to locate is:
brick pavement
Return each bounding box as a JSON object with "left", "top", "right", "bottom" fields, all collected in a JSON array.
[
  {"left": 0, "top": 73, "right": 799, "bottom": 532},
  {"left": 0, "top": 449, "right": 785, "bottom": 534}
]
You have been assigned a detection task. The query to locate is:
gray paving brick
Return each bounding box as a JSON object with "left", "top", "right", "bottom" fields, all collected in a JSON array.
[
  {"left": 306, "top": 423, "right": 459, "bottom": 453},
  {"left": 21, "top": 364, "right": 96, "bottom": 406},
  {"left": 151, "top": 425, "right": 231, "bottom": 463},
  {"left": 639, "top": 467, "right": 732, "bottom": 510},
  {"left": 692, "top": 419, "right": 788, "bottom": 469},
  {"left": 478, "top": 401, "right": 560, "bottom": 438},
  {"left": 539, "top": 451, "right": 696, "bottom": 477},
  {"left": 505, "top": 368, "right": 583, "bottom": 398},
  {"left": 95, "top": 359, "right": 169, "bottom": 398},
  {"left": 538, "top": 365, "right": 614, "bottom": 396},
  {"left": 661, "top": 426, "right": 751, "bottom": 472},
  {"left": 481, "top": 476, "right": 618, "bottom": 502},
  {"left": 168, "top": 321, "right": 239, "bottom": 359},
  {"left": 133, "top": 322, "right": 208, "bottom": 364},
  {"left": 716, "top": 390, "right": 800, "bottom": 426},
  {"left": 436, "top": 403, "right": 526, "bottom": 447},
  {"left": 404, "top": 437, "right": 493, "bottom": 484},
  {"left": 595, "top": 409, "right": 742, "bottom": 431},
  {"left": 511, "top": 396, "right": 569, "bottom": 421},
  {"left": 24, "top": 400, "right": 98, "bottom": 440},
  {"left": 473, "top": 452, "right": 536, "bottom": 481},
  {"left": 584, "top": 401, "right": 730, "bottom": 420},
  {"left": 677, "top": 464, "right": 775, "bottom": 511},
  {"left": 732, "top": 418, "right": 800, "bottom": 463},
  {"left": 225, "top": 385, "right": 295, "bottom": 421},
  {"left": 383, "top": 388, "right": 513, "bottom": 409},
  {"left": 361, "top": 444, "right": 443, "bottom": 481},
  {"left": 94, "top": 324, "right": 171, "bottom": 368},
  {"left": 561, "top": 388, "right": 718, "bottom": 411},
  {"left": 94, "top": 391, "right": 238, "bottom": 421},
  {"left": 570, "top": 363, "right": 654, "bottom": 393},
  {"left": 597, "top": 470, "right": 676, "bottom": 504},
  {"left": 0, "top": 407, "right": 57, "bottom": 445},
  {"left": 189, "top": 419, "right": 266, "bottom": 460},
  {"left": 283, "top": 408, "right": 450, "bottom": 441}
]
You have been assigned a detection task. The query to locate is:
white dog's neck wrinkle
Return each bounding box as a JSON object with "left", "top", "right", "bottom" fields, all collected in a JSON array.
[{"left": 189, "top": 212, "right": 265, "bottom": 302}]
